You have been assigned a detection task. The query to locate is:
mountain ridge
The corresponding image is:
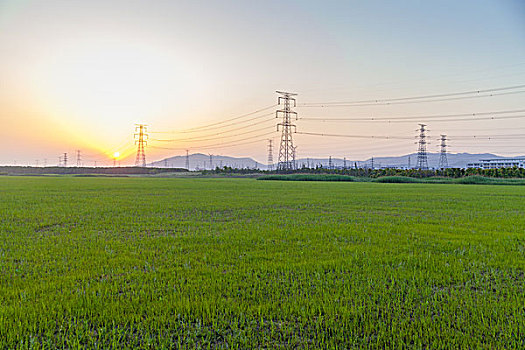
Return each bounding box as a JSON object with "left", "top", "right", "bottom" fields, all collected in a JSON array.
[{"left": 150, "top": 152, "right": 525, "bottom": 170}]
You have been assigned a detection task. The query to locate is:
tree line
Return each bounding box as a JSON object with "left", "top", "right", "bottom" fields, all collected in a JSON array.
[{"left": 206, "top": 165, "right": 525, "bottom": 178}]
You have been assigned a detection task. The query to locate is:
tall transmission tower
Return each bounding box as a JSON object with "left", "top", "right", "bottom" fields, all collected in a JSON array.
[
  {"left": 328, "top": 156, "right": 333, "bottom": 170},
  {"left": 209, "top": 154, "right": 213, "bottom": 170},
  {"left": 185, "top": 150, "right": 190, "bottom": 170},
  {"left": 438, "top": 134, "right": 449, "bottom": 169},
  {"left": 76, "top": 150, "right": 81, "bottom": 167},
  {"left": 276, "top": 91, "right": 298, "bottom": 171},
  {"left": 267, "top": 139, "right": 274, "bottom": 171},
  {"left": 416, "top": 124, "right": 429, "bottom": 170},
  {"left": 134, "top": 124, "right": 148, "bottom": 167},
  {"left": 343, "top": 157, "right": 347, "bottom": 169},
  {"left": 63, "top": 153, "right": 68, "bottom": 167}
]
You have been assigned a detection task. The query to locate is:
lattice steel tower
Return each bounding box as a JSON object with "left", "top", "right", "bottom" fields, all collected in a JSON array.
[
  {"left": 438, "top": 134, "right": 448, "bottom": 169},
  {"left": 135, "top": 124, "right": 148, "bottom": 167},
  {"left": 267, "top": 139, "right": 274, "bottom": 171},
  {"left": 76, "top": 150, "right": 81, "bottom": 167},
  {"left": 185, "top": 150, "right": 190, "bottom": 170},
  {"left": 416, "top": 124, "right": 429, "bottom": 170},
  {"left": 276, "top": 91, "right": 298, "bottom": 171}
]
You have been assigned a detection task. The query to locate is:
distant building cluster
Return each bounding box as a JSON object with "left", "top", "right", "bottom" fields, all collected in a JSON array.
[{"left": 467, "top": 158, "right": 525, "bottom": 169}]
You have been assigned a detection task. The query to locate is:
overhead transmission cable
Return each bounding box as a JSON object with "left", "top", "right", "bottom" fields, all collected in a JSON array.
[
  {"left": 150, "top": 131, "right": 275, "bottom": 151},
  {"left": 150, "top": 117, "right": 275, "bottom": 143},
  {"left": 301, "top": 90, "right": 525, "bottom": 107},
  {"left": 299, "top": 108, "right": 525, "bottom": 123},
  {"left": 150, "top": 105, "right": 277, "bottom": 134},
  {"left": 300, "top": 84, "right": 525, "bottom": 107},
  {"left": 295, "top": 131, "right": 525, "bottom": 141},
  {"left": 295, "top": 131, "right": 413, "bottom": 140}
]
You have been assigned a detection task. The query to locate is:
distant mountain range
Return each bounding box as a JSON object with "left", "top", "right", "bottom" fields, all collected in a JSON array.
[
  {"left": 299, "top": 153, "right": 525, "bottom": 169},
  {"left": 149, "top": 153, "right": 262, "bottom": 170},
  {"left": 150, "top": 152, "right": 525, "bottom": 170}
]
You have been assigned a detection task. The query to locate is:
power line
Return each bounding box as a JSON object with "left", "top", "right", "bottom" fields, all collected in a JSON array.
[
  {"left": 295, "top": 131, "right": 412, "bottom": 140},
  {"left": 299, "top": 90, "right": 525, "bottom": 107},
  {"left": 149, "top": 131, "right": 276, "bottom": 151},
  {"left": 150, "top": 112, "right": 275, "bottom": 136},
  {"left": 298, "top": 63, "right": 525, "bottom": 94},
  {"left": 150, "top": 137, "right": 269, "bottom": 152},
  {"left": 299, "top": 108, "right": 525, "bottom": 123},
  {"left": 301, "top": 114, "right": 525, "bottom": 124},
  {"left": 449, "top": 134, "right": 525, "bottom": 140},
  {"left": 150, "top": 105, "right": 277, "bottom": 134},
  {"left": 150, "top": 118, "right": 274, "bottom": 143},
  {"left": 296, "top": 130, "right": 525, "bottom": 141},
  {"left": 300, "top": 84, "right": 525, "bottom": 106}
]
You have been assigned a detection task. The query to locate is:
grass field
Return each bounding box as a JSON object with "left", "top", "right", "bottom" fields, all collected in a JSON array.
[
  {"left": 258, "top": 174, "right": 525, "bottom": 185},
  {"left": 1, "top": 177, "right": 524, "bottom": 348}
]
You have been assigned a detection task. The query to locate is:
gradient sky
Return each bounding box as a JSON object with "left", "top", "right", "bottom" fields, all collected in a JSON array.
[{"left": 1, "top": 0, "right": 524, "bottom": 166}]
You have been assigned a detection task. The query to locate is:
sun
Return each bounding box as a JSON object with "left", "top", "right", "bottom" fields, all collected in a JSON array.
[{"left": 113, "top": 152, "right": 120, "bottom": 158}]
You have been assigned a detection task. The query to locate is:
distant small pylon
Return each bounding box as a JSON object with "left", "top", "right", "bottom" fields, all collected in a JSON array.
[
  {"left": 438, "top": 134, "right": 449, "bottom": 169},
  {"left": 76, "top": 150, "right": 82, "bottom": 167},
  {"left": 267, "top": 139, "right": 274, "bottom": 171}
]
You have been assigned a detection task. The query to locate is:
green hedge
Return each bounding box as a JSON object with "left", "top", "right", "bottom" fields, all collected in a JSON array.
[{"left": 258, "top": 174, "right": 355, "bottom": 182}]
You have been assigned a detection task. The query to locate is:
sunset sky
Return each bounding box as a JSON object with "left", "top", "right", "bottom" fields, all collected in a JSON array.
[{"left": 1, "top": 0, "right": 524, "bottom": 166}]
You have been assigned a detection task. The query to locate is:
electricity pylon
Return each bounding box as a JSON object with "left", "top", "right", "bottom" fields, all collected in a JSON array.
[
  {"left": 438, "top": 134, "right": 449, "bottom": 169},
  {"left": 135, "top": 124, "right": 148, "bottom": 167},
  {"left": 267, "top": 139, "right": 274, "bottom": 171},
  {"left": 276, "top": 91, "right": 297, "bottom": 171},
  {"left": 76, "top": 150, "right": 81, "bottom": 167},
  {"left": 416, "top": 124, "right": 429, "bottom": 170}
]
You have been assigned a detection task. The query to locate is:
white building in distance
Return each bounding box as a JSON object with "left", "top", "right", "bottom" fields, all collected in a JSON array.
[{"left": 467, "top": 158, "right": 525, "bottom": 169}]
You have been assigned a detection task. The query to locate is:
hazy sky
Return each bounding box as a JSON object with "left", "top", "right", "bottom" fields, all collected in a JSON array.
[{"left": 1, "top": 0, "right": 524, "bottom": 165}]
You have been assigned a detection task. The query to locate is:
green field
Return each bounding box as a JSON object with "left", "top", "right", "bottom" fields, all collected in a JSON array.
[{"left": 1, "top": 177, "right": 523, "bottom": 348}]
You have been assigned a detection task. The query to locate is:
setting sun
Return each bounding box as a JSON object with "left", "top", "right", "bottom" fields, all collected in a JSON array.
[{"left": 113, "top": 152, "right": 120, "bottom": 159}]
